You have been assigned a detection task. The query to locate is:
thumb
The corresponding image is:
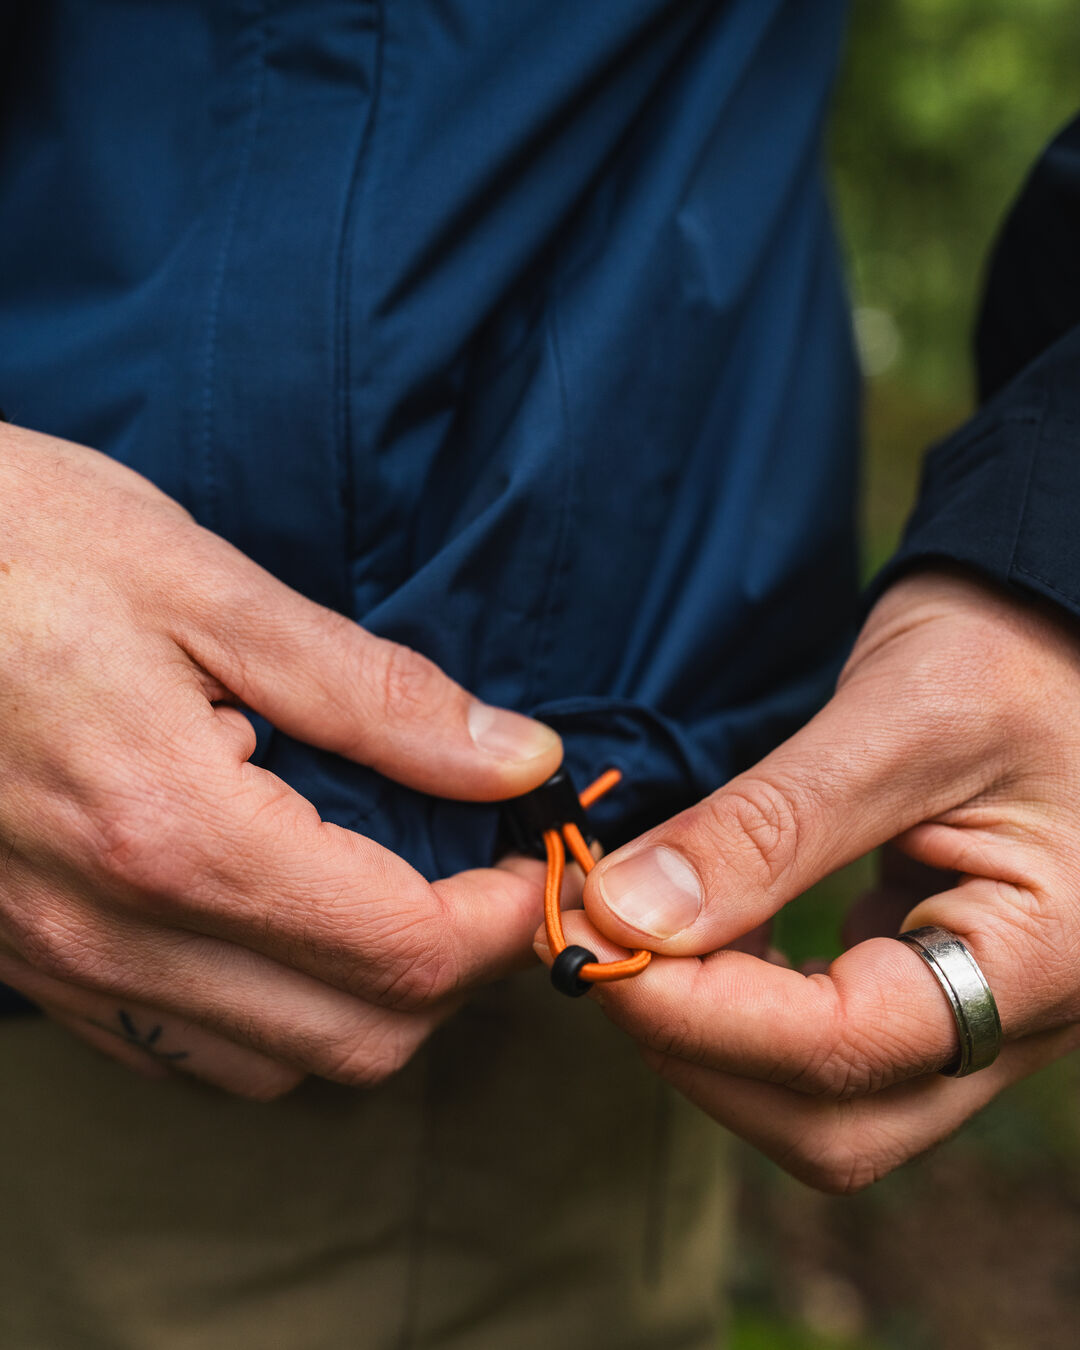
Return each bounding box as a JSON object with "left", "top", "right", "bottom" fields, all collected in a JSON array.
[
  {"left": 173, "top": 536, "right": 562, "bottom": 800},
  {"left": 583, "top": 667, "right": 990, "bottom": 955}
]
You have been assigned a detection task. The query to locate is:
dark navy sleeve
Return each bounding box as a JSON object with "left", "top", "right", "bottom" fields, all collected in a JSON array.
[{"left": 870, "top": 113, "right": 1080, "bottom": 621}]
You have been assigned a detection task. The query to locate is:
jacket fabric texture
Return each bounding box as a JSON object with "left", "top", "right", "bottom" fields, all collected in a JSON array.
[
  {"left": 2, "top": 10, "right": 1079, "bottom": 1013},
  {"left": 0, "top": 0, "right": 858, "bottom": 920},
  {"left": 2, "top": 8, "right": 1080, "bottom": 1347}
]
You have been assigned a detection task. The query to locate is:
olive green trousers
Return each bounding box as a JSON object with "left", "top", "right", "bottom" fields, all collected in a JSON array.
[{"left": 0, "top": 971, "right": 731, "bottom": 1349}]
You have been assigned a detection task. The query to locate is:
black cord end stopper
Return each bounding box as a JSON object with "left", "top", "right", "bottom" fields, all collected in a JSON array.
[{"left": 550, "top": 945, "right": 597, "bottom": 998}]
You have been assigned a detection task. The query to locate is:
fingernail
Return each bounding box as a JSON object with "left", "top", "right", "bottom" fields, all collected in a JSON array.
[
  {"left": 597, "top": 847, "right": 702, "bottom": 940},
  {"left": 468, "top": 701, "right": 561, "bottom": 762}
]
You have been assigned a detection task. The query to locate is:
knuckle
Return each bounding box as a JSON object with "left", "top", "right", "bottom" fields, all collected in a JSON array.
[
  {"left": 638, "top": 1012, "right": 702, "bottom": 1066},
  {"left": 84, "top": 785, "right": 206, "bottom": 908},
  {"left": 320, "top": 1025, "right": 422, "bottom": 1088},
  {"left": 373, "top": 641, "right": 449, "bottom": 725},
  {"left": 779, "top": 1122, "right": 882, "bottom": 1195},
  {"left": 93, "top": 807, "right": 164, "bottom": 888},
  {"left": 11, "top": 917, "right": 73, "bottom": 979},
  {"left": 781, "top": 983, "right": 903, "bottom": 1100},
  {"left": 801, "top": 1150, "right": 879, "bottom": 1196},
  {"left": 967, "top": 890, "right": 1074, "bottom": 1028},
  {"left": 98, "top": 824, "right": 193, "bottom": 905},
  {"left": 778, "top": 1047, "right": 845, "bottom": 1098},
  {"left": 375, "top": 933, "right": 457, "bottom": 1010},
  {"left": 359, "top": 902, "right": 460, "bottom": 1010},
  {"left": 12, "top": 911, "right": 116, "bottom": 989},
  {"left": 784, "top": 1044, "right": 879, "bottom": 1100},
  {"left": 713, "top": 777, "right": 803, "bottom": 890},
  {"left": 294, "top": 604, "right": 357, "bottom": 685}
]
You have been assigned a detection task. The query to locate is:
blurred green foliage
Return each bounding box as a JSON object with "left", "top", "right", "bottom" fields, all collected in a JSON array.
[
  {"left": 776, "top": 0, "right": 1080, "bottom": 966},
  {"left": 837, "top": 0, "right": 1080, "bottom": 577},
  {"left": 832, "top": 0, "right": 1080, "bottom": 406},
  {"left": 731, "top": 5, "right": 1080, "bottom": 1348}
]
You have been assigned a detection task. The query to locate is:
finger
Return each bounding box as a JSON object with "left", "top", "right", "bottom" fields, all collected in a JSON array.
[
  {"left": 555, "top": 884, "right": 1049, "bottom": 1097},
  {"left": 582, "top": 658, "right": 997, "bottom": 955},
  {"left": 46, "top": 1003, "right": 303, "bottom": 1100},
  {"left": 52, "top": 726, "right": 548, "bottom": 1010},
  {"left": 531, "top": 909, "right": 772, "bottom": 973},
  {"left": 0, "top": 905, "right": 451, "bottom": 1089},
  {"left": 170, "top": 533, "right": 562, "bottom": 799},
  {"left": 647, "top": 1020, "right": 1080, "bottom": 1193},
  {"left": 497, "top": 851, "right": 587, "bottom": 914},
  {"left": 532, "top": 904, "right": 634, "bottom": 972},
  {"left": 210, "top": 704, "right": 260, "bottom": 761},
  {"left": 199, "top": 789, "right": 550, "bottom": 1003},
  {"left": 0, "top": 947, "right": 304, "bottom": 1098},
  {"left": 42, "top": 1005, "right": 173, "bottom": 1080},
  {"left": 427, "top": 863, "right": 550, "bottom": 986}
]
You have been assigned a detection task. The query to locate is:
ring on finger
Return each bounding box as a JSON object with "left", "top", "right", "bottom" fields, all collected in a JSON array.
[{"left": 895, "top": 925, "right": 1003, "bottom": 1077}]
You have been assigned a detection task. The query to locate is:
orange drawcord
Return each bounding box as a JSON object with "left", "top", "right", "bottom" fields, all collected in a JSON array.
[
  {"left": 578, "top": 767, "right": 622, "bottom": 810},
  {"left": 542, "top": 769, "right": 652, "bottom": 987}
]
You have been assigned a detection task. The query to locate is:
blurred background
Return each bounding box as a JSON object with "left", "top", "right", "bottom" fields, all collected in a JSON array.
[{"left": 728, "top": 2, "right": 1080, "bottom": 1346}]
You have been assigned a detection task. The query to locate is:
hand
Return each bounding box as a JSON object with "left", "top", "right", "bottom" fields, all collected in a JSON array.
[
  {"left": 0, "top": 422, "right": 562, "bottom": 1096},
  {"left": 566, "top": 570, "right": 1080, "bottom": 1191}
]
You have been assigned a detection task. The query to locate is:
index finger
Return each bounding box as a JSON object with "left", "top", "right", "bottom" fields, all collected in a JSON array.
[{"left": 89, "top": 742, "right": 546, "bottom": 1010}]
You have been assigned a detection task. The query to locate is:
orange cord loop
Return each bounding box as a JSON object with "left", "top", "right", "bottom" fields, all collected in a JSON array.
[{"left": 541, "top": 769, "right": 651, "bottom": 996}]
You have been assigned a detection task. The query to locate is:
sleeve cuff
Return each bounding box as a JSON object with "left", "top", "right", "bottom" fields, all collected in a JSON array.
[{"left": 867, "top": 325, "right": 1080, "bottom": 623}]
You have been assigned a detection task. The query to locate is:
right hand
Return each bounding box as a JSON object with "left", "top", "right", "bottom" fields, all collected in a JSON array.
[{"left": 0, "top": 422, "right": 562, "bottom": 1097}]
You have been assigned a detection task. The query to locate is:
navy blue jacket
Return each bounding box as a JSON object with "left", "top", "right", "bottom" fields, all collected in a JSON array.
[{"left": 0, "top": 4, "right": 1076, "bottom": 1015}]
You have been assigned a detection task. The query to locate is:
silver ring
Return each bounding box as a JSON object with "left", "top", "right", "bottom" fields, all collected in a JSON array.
[{"left": 894, "top": 926, "right": 1003, "bottom": 1077}]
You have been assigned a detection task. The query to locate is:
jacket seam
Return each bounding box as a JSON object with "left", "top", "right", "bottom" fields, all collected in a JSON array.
[
  {"left": 523, "top": 299, "right": 578, "bottom": 707},
  {"left": 335, "top": 1, "right": 387, "bottom": 607},
  {"left": 1012, "top": 561, "right": 1080, "bottom": 607},
  {"left": 198, "top": 1, "right": 268, "bottom": 534},
  {"left": 1004, "top": 377, "right": 1049, "bottom": 584}
]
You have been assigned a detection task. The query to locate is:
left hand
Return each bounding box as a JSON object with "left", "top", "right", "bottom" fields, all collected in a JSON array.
[
  {"left": 557, "top": 570, "right": 1080, "bottom": 1192},
  {"left": 0, "top": 420, "right": 566, "bottom": 1098}
]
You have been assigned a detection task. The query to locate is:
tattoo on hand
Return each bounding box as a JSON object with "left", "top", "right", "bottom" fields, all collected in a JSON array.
[{"left": 91, "top": 1010, "right": 189, "bottom": 1062}]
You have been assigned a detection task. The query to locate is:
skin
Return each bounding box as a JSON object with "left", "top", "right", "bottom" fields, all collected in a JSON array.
[
  {"left": 0, "top": 422, "right": 564, "bottom": 1098},
  {"left": 8, "top": 423, "right": 1075, "bottom": 1194},
  {"left": 565, "top": 570, "right": 1080, "bottom": 1192}
]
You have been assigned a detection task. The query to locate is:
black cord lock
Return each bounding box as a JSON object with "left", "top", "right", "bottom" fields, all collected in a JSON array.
[{"left": 500, "top": 766, "right": 595, "bottom": 862}]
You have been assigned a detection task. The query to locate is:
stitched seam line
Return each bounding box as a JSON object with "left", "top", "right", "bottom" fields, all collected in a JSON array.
[
  {"left": 335, "top": 1, "right": 387, "bottom": 588},
  {"left": 199, "top": 1, "right": 268, "bottom": 533},
  {"left": 524, "top": 298, "right": 578, "bottom": 707},
  {"left": 1013, "top": 562, "right": 1080, "bottom": 606},
  {"left": 922, "top": 412, "right": 1038, "bottom": 469},
  {"left": 1004, "top": 380, "right": 1050, "bottom": 583}
]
